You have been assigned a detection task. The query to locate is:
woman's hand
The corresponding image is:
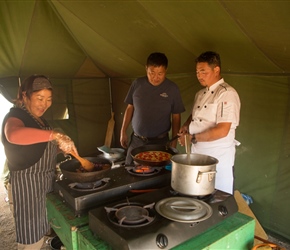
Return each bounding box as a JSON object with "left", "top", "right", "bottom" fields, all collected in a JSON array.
[{"left": 51, "top": 130, "right": 78, "bottom": 155}]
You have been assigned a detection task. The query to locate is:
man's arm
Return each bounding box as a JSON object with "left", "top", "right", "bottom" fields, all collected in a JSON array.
[
  {"left": 120, "top": 104, "right": 134, "bottom": 148},
  {"left": 195, "top": 122, "right": 232, "bottom": 142},
  {"left": 171, "top": 113, "right": 181, "bottom": 148}
]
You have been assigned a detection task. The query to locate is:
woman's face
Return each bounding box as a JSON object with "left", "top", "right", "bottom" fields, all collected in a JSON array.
[{"left": 23, "top": 89, "right": 52, "bottom": 118}]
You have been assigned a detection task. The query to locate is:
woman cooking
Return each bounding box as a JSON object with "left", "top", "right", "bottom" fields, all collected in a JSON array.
[{"left": 1, "top": 75, "right": 77, "bottom": 249}]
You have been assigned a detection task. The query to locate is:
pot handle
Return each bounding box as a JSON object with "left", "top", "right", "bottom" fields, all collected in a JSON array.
[{"left": 196, "top": 170, "right": 217, "bottom": 183}]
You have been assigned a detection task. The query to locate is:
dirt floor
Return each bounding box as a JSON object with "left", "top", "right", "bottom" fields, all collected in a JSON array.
[
  {"left": 0, "top": 183, "right": 17, "bottom": 250},
  {"left": 1, "top": 182, "right": 289, "bottom": 250},
  {"left": 0, "top": 183, "right": 54, "bottom": 250}
]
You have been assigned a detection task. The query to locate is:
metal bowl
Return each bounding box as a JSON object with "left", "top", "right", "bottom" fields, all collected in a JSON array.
[{"left": 101, "top": 148, "right": 125, "bottom": 160}]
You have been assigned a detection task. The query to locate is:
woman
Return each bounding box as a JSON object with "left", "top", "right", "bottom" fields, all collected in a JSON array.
[{"left": 1, "top": 75, "right": 77, "bottom": 249}]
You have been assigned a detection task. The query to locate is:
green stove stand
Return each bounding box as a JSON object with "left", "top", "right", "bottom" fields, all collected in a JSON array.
[
  {"left": 47, "top": 191, "right": 255, "bottom": 250},
  {"left": 77, "top": 226, "right": 112, "bottom": 250},
  {"left": 173, "top": 212, "right": 255, "bottom": 250},
  {"left": 46, "top": 192, "right": 89, "bottom": 250}
]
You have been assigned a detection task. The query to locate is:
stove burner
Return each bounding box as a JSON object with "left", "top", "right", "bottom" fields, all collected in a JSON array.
[
  {"left": 68, "top": 178, "right": 110, "bottom": 192},
  {"left": 105, "top": 202, "right": 156, "bottom": 227},
  {"left": 116, "top": 206, "right": 149, "bottom": 224},
  {"left": 125, "top": 166, "right": 162, "bottom": 176}
]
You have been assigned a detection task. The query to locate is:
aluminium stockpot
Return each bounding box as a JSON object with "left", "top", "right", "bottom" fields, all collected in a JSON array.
[{"left": 171, "top": 153, "right": 218, "bottom": 196}]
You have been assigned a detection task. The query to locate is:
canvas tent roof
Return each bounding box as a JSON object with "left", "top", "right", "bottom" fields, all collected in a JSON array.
[
  {"left": 1, "top": 1, "right": 290, "bottom": 79},
  {"left": 1, "top": 0, "right": 290, "bottom": 244}
]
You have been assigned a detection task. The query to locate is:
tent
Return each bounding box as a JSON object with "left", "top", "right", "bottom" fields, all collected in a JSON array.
[{"left": 1, "top": 0, "right": 290, "bottom": 242}]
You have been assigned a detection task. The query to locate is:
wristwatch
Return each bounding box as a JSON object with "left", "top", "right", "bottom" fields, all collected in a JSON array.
[{"left": 191, "top": 134, "right": 197, "bottom": 144}]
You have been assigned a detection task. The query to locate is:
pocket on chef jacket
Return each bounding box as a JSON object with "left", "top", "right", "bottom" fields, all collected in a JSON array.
[{"left": 197, "top": 103, "right": 218, "bottom": 123}]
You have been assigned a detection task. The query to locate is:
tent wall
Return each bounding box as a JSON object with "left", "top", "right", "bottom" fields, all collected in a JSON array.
[{"left": 72, "top": 78, "right": 111, "bottom": 155}]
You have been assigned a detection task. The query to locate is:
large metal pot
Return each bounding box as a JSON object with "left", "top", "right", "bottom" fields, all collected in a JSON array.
[
  {"left": 59, "top": 156, "right": 112, "bottom": 183},
  {"left": 171, "top": 153, "right": 218, "bottom": 196}
]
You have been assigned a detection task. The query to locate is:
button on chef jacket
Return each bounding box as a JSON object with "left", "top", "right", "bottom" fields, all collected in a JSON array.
[{"left": 189, "top": 78, "right": 241, "bottom": 194}]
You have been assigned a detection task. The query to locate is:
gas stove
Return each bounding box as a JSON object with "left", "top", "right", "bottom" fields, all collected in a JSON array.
[
  {"left": 54, "top": 166, "right": 171, "bottom": 215},
  {"left": 89, "top": 186, "right": 238, "bottom": 250}
]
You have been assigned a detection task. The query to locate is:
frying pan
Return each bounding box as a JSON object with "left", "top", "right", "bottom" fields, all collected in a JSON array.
[
  {"left": 130, "top": 136, "right": 179, "bottom": 166},
  {"left": 59, "top": 157, "right": 112, "bottom": 183}
]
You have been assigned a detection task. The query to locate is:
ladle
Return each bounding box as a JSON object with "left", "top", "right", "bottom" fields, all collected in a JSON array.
[
  {"left": 184, "top": 134, "right": 191, "bottom": 164},
  {"left": 69, "top": 151, "right": 95, "bottom": 172}
]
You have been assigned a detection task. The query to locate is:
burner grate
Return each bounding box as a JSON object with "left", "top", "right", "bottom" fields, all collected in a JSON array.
[
  {"left": 105, "top": 202, "right": 156, "bottom": 228},
  {"left": 68, "top": 178, "right": 110, "bottom": 192}
]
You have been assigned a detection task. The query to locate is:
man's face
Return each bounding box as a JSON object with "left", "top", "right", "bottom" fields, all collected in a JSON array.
[
  {"left": 196, "top": 62, "right": 220, "bottom": 87},
  {"left": 146, "top": 65, "right": 167, "bottom": 86}
]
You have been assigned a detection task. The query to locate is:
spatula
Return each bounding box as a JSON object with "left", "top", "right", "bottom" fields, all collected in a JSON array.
[{"left": 69, "top": 150, "right": 95, "bottom": 172}]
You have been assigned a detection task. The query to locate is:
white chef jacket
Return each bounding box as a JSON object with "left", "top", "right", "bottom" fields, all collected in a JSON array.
[{"left": 189, "top": 78, "right": 241, "bottom": 194}]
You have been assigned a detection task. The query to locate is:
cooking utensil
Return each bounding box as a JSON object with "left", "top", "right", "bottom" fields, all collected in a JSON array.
[
  {"left": 104, "top": 112, "right": 115, "bottom": 148},
  {"left": 129, "top": 189, "right": 158, "bottom": 193},
  {"left": 165, "top": 135, "right": 180, "bottom": 147},
  {"left": 171, "top": 153, "right": 218, "bottom": 196},
  {"left": 184, "top": 134, "right": 191, "bottom": 154},
  {"left": 97, "top": 145, "right": 111, "bottom": 154},
  {"left": 69, "top": 150, "right": 95, "bottom": 172},
  {"left": 59, "top": 157, "right": 112, "bottom": 183},
  {"left": 98, "top": 147, "right": 125, "bottom": 161},
  {"left": 130, "top": 136, "right": 179, "bottom": 166}
]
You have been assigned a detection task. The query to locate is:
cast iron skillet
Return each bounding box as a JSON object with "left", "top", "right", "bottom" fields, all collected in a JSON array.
[
  {"left": 59, "top": 157, "right": 111, "bottom": 183},
  {"left": 130, "top": 136, "right": 179, "bottom": 166}
]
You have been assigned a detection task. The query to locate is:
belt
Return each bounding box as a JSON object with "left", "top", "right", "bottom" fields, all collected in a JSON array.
[{"left": 133, "top": 132, "right": 168, "bottom": 142}]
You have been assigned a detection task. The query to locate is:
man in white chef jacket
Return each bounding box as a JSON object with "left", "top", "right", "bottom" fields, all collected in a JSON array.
[{"left": 178, "top": 51, "right": 241, "bottom": 194}]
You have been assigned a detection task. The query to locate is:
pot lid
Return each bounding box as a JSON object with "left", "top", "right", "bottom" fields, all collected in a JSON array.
[{"left": 155, "top": 197, "right": 213, "bottom": 223}]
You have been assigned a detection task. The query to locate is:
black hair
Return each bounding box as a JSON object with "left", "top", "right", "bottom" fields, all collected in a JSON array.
[
  {"left": 146, "top": 52, "right": 168, "bottom": 68},
  {"left": 15, "top": 74, "right": 52, "bottom": 107},
  {"left": 195, "top": 51, "right": 221, "bottom": 70}
]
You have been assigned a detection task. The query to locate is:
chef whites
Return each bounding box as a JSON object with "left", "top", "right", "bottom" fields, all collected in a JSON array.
[{"left": 189, "top": 78, "right": 241, "bottom": 194}]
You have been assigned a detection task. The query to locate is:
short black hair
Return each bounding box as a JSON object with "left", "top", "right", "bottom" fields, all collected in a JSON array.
[
  {"left": 196, "top": 51, "right": 221, "bottom": 69},
  {"left": 146, "top": 52, "right": 168, "bottom": 68}
]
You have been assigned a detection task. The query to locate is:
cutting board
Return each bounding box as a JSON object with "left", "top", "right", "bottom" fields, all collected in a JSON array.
[
  {"left": 234, "top": 190, "right": 268, "bottom": 245},
  {"left": 104, "top": 112, "right": 115, "bottom": 148}
]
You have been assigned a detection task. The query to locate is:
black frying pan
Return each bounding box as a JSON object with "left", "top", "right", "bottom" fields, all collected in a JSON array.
[
  {"left": 59, "top": 157, "right": 112, "bottom": 183},
  {"left": 130, "top": 136, "right": 179, "bottom": 166}
]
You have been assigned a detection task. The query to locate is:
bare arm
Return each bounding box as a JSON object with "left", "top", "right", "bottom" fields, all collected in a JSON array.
[
  {"left": 4, "top": 117, "right": 51, "bottom": 145},
  {"left": 170, "top": 113, "right": 181, "bottom": 148},
  {"left": 4, "top": 117, "right": 78, "bottom": 155},
  {"left": 120, "top": 104, "right": 134, "bottom": 148},
  {"left": 179, "top": 114, "right": 192, "bottom": 134},
  {"left": 195, "top": 122, "right": 231, "bottom": 142},
  {"left": 178, "top": 122, "right": 232, "bottom": 146}
]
